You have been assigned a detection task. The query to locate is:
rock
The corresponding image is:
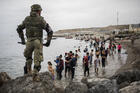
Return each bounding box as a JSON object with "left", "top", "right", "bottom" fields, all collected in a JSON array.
[
  {"left": 87, "top": 78, "right": 109, "bottom": 88},
  {"left": 119, "top": 81, "right": 140, "bottom": 93},
  {"left": 87, "top": 78, "right": 118, "bottom": 93},
  {"left": 119, "top": 81, "right": 130, "bottom": 89},
  {"left": 55, "top": 86, "right": 65, "bottom": 93},
  {"left": 81, "top": 77, "right": 88, "bottom": 84},
  {"left": 65, "top": 82, "right": 88, "bottom": 93},
  {"left": 111, "top": 70, "right": 140, "bottom": 89},
  {"left": 54, "top": 81, "right": 65, "bottom": 93},
  {"left": 0, "top": 71, "right": 57, "bottom": 93},
  {"left": 0, "top": 72, "right": 11, "bottom": 87}
]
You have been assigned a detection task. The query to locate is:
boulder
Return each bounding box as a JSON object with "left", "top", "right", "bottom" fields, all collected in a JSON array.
[
  {"left": 87, "top": 78, "right": 118, "bottom": 93},
  {"left": 81, "top": 77, "right": 88, "bottom": 84},
  {"left": 65, "top": 82, "right": 88, "bottom": 93},
  {"left": 0, "top": 71, "right": 57, "bottom": 93},
  {"left": 111, "top": 70, "right": 140, "bottom": 88},
  {"left": 119, "top": 81, "right": 140, "bottom": 93},
  {"left": 0, "top": 72, "right": 11, "bottom": 87}
]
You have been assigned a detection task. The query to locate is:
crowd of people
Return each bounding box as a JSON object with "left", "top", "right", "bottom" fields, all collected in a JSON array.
[{"left": 47, "top": 37, "right": 122, "bottom": 81}]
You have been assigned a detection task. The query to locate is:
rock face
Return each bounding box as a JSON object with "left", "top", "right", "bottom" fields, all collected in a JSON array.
[
  {"left": 65, "top": 82, "right": 88, "bottom": 93},
  {"left": 111, "top": 70, "right": 140, "bottom": 89},
  {"left": 0, "top": 72, "right": 57, "bottom": 93},
  {"left": 86, "top": 78, "right": 118, "bottom": 93},
  {"left": 1, "top": 71, "right": 140, "bottom": 93},
  {"left": 116, "top": 39, "right": 140, "bottom": 73},
  {"left": 119, "top": 81, "right": 140, "bottom": 93},
  {"left": 0, "top": 72, "right": 11, "bottom": 87}
]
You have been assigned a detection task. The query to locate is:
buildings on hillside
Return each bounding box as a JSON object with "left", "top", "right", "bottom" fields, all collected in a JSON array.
[{"left": 129, "top": 24, "right": 140, "bottom": 32}]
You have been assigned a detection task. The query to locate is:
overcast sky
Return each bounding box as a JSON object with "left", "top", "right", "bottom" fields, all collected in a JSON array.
[{"left": 0, "top": 0, "right": 140, "bottom": 31}]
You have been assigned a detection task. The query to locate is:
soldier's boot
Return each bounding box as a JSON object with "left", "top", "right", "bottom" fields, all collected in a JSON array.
[
  {"left": 24, "top": 63, "right": 28, "bottom": 75},
  {"left": 27, "top": 64, "right": 32, "bottom": 75},
  {"left": 33, "top": 73, "right": 40, "bottom": 82},
  {"left": 26, "top": 61, "right": 32, "bottom": 75},
  {"left": 32, "top": 65, "right": 41, "bottom": 82},
  {"left": 27, "top": 66, "right": 32, "bottom": 75}
]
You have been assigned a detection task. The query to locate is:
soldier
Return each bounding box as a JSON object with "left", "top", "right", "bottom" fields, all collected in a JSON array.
[{"left": 17, "top": 4, "right": 53, "bottom": 81}]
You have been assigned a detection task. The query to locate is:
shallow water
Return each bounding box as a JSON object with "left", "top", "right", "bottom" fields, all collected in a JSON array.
[
  {"left": 0, "top": 37, "right": 127, "bottom": 84},
  {"left": 54, "top": 39, "right": 127, "bottom": 87},
  {"left": 0, "top": 37, "right": 81, "bottom": 78}
]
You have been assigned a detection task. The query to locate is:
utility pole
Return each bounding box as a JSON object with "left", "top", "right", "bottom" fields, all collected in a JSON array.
[{"left": 117, "top": 11, "right": 119, "bottom": 26}]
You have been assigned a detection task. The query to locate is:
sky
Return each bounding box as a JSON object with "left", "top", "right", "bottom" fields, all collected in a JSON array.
[{"left": 0, "top": 0, "right": 140, "bottom": 31}]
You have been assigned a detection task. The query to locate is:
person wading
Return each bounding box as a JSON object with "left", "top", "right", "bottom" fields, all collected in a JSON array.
[
  {"left": 83, "top": 52, "right": 90, "bottom": 77},
  {"left": 70, "top": 53, "right": 77, "bottom": 80},
  {"left": 65, "top": 52, "right": 72, "bottom": 78},
  {"left": 58, "top": 55, "right": 64, "bottom": 80},
  {"left": 17, "top": 4, "right": 53, "bottom": 81}
]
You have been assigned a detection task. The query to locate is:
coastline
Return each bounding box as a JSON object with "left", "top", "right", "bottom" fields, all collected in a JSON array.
[{"left": 116, "top": 39, "right": 140, "bottom": 74}]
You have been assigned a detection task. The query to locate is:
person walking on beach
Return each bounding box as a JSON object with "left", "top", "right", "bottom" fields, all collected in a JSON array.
[
  {"left": 90, "top": 40, "right": 93, "bottom": 48},
  {"left": 89, "top": 49, "right": 94, "bottom": 65},
  {"left": 70, "top": 53, "right": 77, "bottom": 80},
  {"left": 48, "top": 61, "right": 55, "bottom": 80},
  {"left": 65, "top": 52, "right": 71, "bottom": 78},
  {"left": 84, "top": 46, "right": 88, "bottom": 52},
  {"left": 118, "top": 43, "right": 122, "bottom": 53},
  {"left": 83, "top": 52, "right": 90, "bottom": 77},
  {"left": 58, "top": 55, "right": 64, "bottom": 80},
  {"left": 101, "top": 49, "right": 106, "bottom": 68},
  {"left": 94, "top": 55, "right": 100, "bottom": 75},
  {"left": 17, "top": 4, "right": 53, "bottom": 81},
  {"left": 112, "top": 43, "right": 116, "bottom": 54}
]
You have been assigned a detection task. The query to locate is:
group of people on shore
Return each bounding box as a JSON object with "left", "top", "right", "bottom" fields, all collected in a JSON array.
[{"left": 47, "top": 37, "right": 122, "bottom": 80}]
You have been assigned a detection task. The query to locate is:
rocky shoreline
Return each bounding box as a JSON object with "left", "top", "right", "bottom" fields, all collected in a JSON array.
[{"left": 0, "top": 39, "right": 140, "bottom": 93}]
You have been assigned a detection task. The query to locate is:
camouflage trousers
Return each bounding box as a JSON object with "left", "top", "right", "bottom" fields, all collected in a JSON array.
[{"left": 24, "top": 38, "right": 43, "bottom": 74}]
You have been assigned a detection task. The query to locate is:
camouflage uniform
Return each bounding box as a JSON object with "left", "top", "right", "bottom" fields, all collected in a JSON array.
[{"left": 17, "top": 4, "right": 53, "bottom": 77}]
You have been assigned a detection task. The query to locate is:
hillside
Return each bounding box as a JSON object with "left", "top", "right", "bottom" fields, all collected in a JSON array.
[{"left": 55, "top": 24, "right": 129, "bottom": 34}]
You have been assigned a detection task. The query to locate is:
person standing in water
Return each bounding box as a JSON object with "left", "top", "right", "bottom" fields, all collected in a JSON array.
[
  {"left": 118, "top": 43, "right": 122, "bottom": 54},
  {"left": 101, "top": 49, "right": 106, "bottom": 68},
  {"left": 89, "top": 49, "right": 94, "bottom": 66},
  {"left": 70, "top": 53, "right": 77, "bottom": 80},
  {"left": 48, "top": 61, "right": 55, "bottom": 80},
  {"left": 58, "top": 55, "right": 64, "bottom": 80},
  {"left": 83, "top": 52, "right": 90, "bottom": 77},
  {"left": 94, "top": 55, "right": 100, "bottom": 75}
]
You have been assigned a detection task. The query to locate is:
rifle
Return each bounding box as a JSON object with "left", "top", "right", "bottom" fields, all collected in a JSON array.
[{"left": 18, "top": 42, "right": 49, "bottom": 47}]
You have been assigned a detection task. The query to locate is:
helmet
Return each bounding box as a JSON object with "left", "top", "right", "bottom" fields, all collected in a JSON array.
[{"left": 31, "top": 4, "right": 42, "bottom": 11}]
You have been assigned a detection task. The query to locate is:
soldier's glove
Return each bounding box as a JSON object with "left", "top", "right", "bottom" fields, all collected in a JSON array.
[
  {"left": 21, "top": 41, "right": 26, "bottom": 45},
  {"left": 48, "top": 31, "right": 53, "bottom": 37},
  {"left": 18, "top": 38, "right": 26, "bottom": 45},
  {"left": 43, "top": 40, "right": 51, "bottom": 47},
  {"left": 21, "top": 38, "right": 26, "bottom": 45},
  {"left": 18, "top": 41, "right": 26, "bottom": 45}
]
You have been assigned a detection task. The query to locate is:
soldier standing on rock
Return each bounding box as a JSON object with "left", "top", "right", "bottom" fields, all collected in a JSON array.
[{"left": 17, "top": 4, "right": 53, "bottom": 81}]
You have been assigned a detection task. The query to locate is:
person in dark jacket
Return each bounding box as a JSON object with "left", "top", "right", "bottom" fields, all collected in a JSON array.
[
  {"left": 70, "top": 53, "right": 77, "bottom": 80},
  {"left": 58, "top": 55, "right": 64, "bottom": 80},
  {"left": 65, "top": 52, "right": 72, "bottom": 78}
]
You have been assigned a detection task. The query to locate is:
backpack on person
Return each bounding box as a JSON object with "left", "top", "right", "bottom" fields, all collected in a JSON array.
[{"left": 96, "top": 51, "right": 100, "bottom": 56}]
